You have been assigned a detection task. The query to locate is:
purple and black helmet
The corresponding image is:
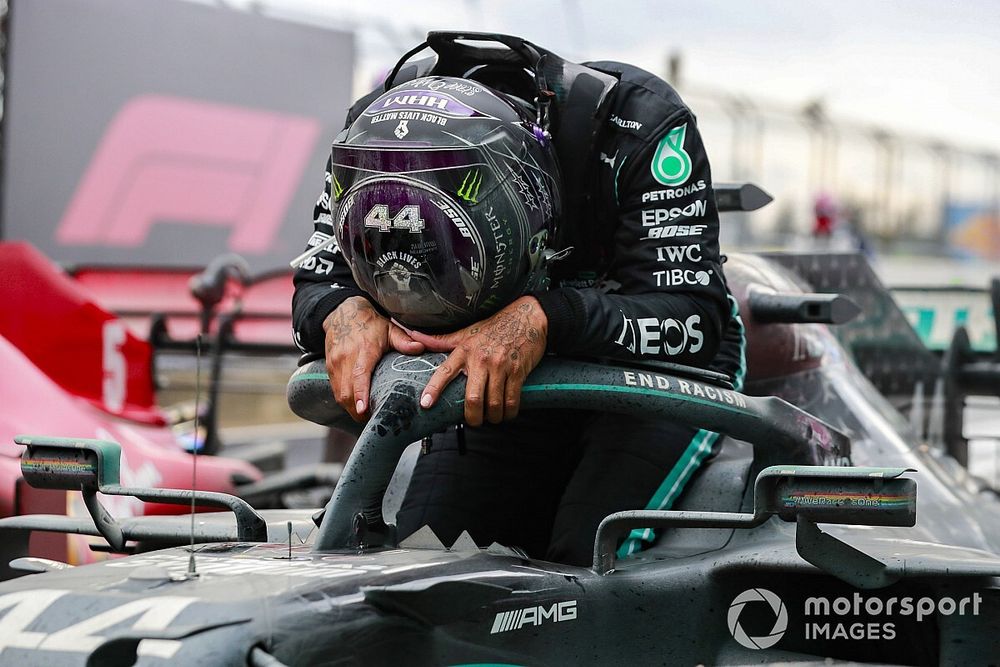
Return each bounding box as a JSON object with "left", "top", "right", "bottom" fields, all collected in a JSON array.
[{"left": 331, "top": 76, "right": 561, "bottom": 332}]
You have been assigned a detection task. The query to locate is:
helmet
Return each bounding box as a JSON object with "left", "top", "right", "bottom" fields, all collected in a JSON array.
[{"left": 330, "top": 76, "right": 561, "bottom": 332}]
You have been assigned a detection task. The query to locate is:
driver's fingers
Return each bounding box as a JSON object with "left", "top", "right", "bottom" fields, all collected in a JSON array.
[
  {"left": 406, "top": 328, "right": 463, "bottom": 353},
  {"left": 463, "top": 363, "right": 487, "bottom": 427},
  {"left": 485, "top": 369, "right": 506, "bottom": 424},
  {"left": 351, "top": 346, "right": 378, "bottom": 417},
  {"left": 420, "top": 349, "right": 465, "bottom": 409},
  {"left": 333, "top": 358, "right": 360, "bottom": 422},
  {"left": 503, "top": 372, "right": 523, "bottom": 422},
  {"left": 388, "top": 324, "right": 425, "bottom": 356}
]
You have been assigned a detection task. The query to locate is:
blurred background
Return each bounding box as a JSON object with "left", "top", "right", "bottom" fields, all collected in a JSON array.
[
  {"left": 0, "top": 0, "right": 997, "bottom": 478},
  {"left": 222, "top": 0, "right": 998, "bottom": 269},
  {"left": 3, "top": 0, "right": 999, "bottom": 271},
  {"left": 276, "top": 0, "right": 1000, "bottom": 272}
]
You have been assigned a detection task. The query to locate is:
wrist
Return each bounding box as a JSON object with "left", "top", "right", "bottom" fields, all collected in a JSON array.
[
  {"left": 519, "top": 295, "right": 548, "bottom": 340},
  {"left": 323, "top": 295, "right": 381, "bottom": 336},
  {"left": 529, "top": 288, "right": 581, "bottom": 351}
]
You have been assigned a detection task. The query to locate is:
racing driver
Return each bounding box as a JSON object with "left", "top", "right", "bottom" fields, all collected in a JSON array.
[{"left": 292, "top": 33, "right": 746, "bottom": 566}]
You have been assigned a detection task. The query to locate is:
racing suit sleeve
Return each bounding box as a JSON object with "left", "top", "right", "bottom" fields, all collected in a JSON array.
[
  {"left": 291, "top": 87, "right": 396, "bottom": 354},
  {"left": 290, "top": 156, "right": 372, "bottom": 354},
  {"left": 533, "top": 110, "right": 730, "bottom": 367}
]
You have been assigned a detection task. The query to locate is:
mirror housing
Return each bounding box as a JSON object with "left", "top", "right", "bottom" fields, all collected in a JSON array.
[
  {"left": 17, "top": 435, "right": 121, "bottom": 490},
  {"left": 757, "top": 465, "right": 916, "bottom": 527}
]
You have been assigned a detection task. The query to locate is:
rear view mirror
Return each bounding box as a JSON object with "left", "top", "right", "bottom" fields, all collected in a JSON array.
[
  {"left": 17, "top": 435, "right": 122, "bottom": 491},
  {"left": 757, "top": 465, "right": 916, "bottom": 527},
  {"left": 14, "top": 434, "right": 267, "bottom": 550}
]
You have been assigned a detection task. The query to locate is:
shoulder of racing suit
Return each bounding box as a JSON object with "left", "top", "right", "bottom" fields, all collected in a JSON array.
[
  {"left": 584, "top": 60, "right": 692, "bottom": 141},
  {"left": 531, "top": 59, "right": 740, "bottom": 377}
]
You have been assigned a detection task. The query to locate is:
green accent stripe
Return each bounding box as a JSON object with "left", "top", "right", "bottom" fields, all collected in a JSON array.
[
  {"left": 641, "top": 429, "right": 713, "bottom": 510},
  {"left": 292, "top": 373, "right": 332, "bottom": 382},
  {"left": 613, "top": 155, "right": 629, "bottom": 207},
  {"left": 729, "top": 295, "right": 748, "bottom": 392},
  {"left": 617, "top": 295, "right": 749, "bottom": 559},
  {"left": 617, "top": 429, "right": 720, "bottom": 558}
]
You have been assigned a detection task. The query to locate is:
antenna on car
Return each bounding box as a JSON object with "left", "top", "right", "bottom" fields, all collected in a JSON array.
[{"left": 187, "top": 334, "right": 203, "bottom": 578}]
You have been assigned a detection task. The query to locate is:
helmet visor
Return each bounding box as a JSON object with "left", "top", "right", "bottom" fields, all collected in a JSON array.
[{"left": 329, "top": 143, "right": 507, "bottom": 211}]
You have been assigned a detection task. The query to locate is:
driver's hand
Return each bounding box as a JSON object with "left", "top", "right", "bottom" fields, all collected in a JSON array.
[
  {"left": 323, "top": 296, "right": 424, "bottom": 421},
  {"left": 408, "top": 296, "right": 548, "bottom": 426}
]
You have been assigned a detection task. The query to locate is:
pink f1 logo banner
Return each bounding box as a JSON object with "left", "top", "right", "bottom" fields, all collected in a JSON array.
[{"left": 56, "top": 95, "right": 321, "bottom": 254}]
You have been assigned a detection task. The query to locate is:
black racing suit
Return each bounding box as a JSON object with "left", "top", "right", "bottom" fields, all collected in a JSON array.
[{"left": 292, "top": 61, "right": 746, "bottom": 566}]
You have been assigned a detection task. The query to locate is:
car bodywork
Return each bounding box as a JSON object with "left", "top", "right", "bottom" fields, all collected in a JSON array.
[
  {"left": 2, "top": 244, "right": 1000, "bottom": 665},
  {"left": 766, "top": 252, "right": 1000, "bottom": 470}
]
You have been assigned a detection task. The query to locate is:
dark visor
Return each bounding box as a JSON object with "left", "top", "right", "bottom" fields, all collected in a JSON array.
[{"left": 329, "top": 143, "right": 509, "bottom": 208}]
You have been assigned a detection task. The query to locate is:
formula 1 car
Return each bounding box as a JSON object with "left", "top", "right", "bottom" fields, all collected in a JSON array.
[{"left": 1, "top": 186, "right": 1000, "bottom": 666}]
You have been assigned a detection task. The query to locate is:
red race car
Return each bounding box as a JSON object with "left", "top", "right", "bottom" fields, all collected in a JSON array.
[{"left": 0, "top": 242, "right": 318, "bottom": 575}]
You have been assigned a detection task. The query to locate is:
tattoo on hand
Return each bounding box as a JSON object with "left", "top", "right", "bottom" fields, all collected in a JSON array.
[
  {"left": 472, "top": 301, "right": 542, "bottom": 366},
  {"left": 325, "top": 299, "right": 377, "bottom": 345}
]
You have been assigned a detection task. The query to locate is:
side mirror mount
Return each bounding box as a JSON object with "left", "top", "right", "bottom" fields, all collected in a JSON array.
[
  {"left": 593, "top": 465, "right": 916, "bottom": 587},
  {"left": 15, "top": 434, "right": 267, "bottom": 549},
  {"left": 18, "top": 435, "right": 126, "bottom": 549}
]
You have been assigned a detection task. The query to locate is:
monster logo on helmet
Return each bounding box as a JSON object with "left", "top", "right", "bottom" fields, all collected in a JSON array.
[{"left": 330, "top": 76, "right": 562, "bottom": 333}]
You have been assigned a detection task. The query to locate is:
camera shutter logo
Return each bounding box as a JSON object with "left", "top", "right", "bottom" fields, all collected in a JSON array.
[{"left": 727, "top": 588, "right": 788, "bottom": 650}]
